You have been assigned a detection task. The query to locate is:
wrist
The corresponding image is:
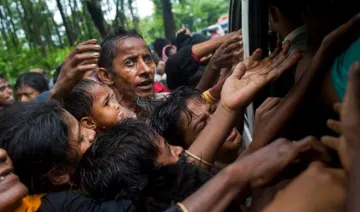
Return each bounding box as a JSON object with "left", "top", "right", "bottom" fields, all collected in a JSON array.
[{"left": 224, "top": 162, "right": 250, "bottom": 188}]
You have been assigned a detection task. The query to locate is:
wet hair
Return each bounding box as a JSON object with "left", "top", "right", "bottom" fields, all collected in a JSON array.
[
  {"left": 268, "top": 0, "right": 304, "bottom": 26},
  {"left": 78, "top": 118, "right": 211, "bottom": 211},
  {"left": 98, "top": 27, "right": 143, "bottom": 73},
  {"left": 63, "top": 79, "right": 102, "bottom": 121},
  {"left": 15, "top": 72, "right": 49, "bottom": 94},
  {"left": 154, "top": 38, "right": 171, "bottom": 58},
  {"left": 151, "top": 87, "right": 204, "bottom": 147},
  {"left": 0, "top": 101, "right": 79, "bottom": 194}
]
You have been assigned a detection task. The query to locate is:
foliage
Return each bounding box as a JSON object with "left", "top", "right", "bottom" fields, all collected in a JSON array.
[
  {"left": 140, "top": 0, "right": 229, "bottom": 44},
  {"left": 0, "top": 0, "right": 229, "bottom": 84}
]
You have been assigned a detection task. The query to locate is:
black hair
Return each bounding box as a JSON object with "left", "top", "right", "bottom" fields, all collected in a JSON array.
[
  {"left": 78, "top": 119, "right": 159, "bottom": 201},
  {"left": 154, "top": 38, "right": 171, "bottom": 58},
  {"left": 304, "top": 0, "right": 359, "bottom": 26},
  {"left": 0, "top": 101, "right": 79, "bottom": 194},
  {"left": 98, "top": 27, "right": 143, "bottom": 73},
  {"left": 150, "top": 87, "right": 204, "bottom": 147},
  {"left": 63, "top": 79, "right": 103, "bottom": 121},
  {"left": 78, "top": 118, "right": 211, "bottom": 211},
  {"left": 0, "top": 73, "right": 7, "bottom": 81},
  {"left": 268, "top": 0, "right": 304, "bottom": 26},
  {"left": 15, "top": 72, "right": 49, "bottom": 94}
]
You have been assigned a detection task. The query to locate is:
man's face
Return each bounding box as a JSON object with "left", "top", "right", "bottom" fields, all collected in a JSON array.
[
  {"left": 178, "top": 98, "right": 242, "bottom": 152},
  {"left": 0, "top": 79, "right": 14, "bottom": 105},
  {"left": 112, "top": 37, "right": 156, "bottom": 99}
]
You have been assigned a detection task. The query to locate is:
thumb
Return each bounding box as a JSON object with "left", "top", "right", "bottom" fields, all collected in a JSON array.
[{"left": 232, "top": 62, "right": 247, "bottom": 79}]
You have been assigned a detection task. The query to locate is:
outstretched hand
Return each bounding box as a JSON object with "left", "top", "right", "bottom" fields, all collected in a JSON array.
[
  {"left": 51, "top": 39, "right": 100, "bottom": 101},
  {"left": 231, "top": 136, "right": 331, "bottom": 189},
  {"left": 220, "top": 42, "right": 302, "bottom": 111}
]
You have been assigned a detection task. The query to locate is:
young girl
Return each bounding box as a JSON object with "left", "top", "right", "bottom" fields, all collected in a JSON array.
[{"left": 63, "top": 79, "right": 136, "bottom": 132}]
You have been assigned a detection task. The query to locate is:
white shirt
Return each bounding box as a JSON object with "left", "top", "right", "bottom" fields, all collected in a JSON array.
[{"left": 283, "top": 25, "right": 308, "bottom": 53}]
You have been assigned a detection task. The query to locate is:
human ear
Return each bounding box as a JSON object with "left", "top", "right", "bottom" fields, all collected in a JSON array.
[
  {"left": 269, "top": 6, "right": 280, "bottom": 23},
  {"left": 80, "top": 117, "right": 97, "bottom": 130},
  {"left": 98, "top": 67, "right": 114, "bottom": 86}
]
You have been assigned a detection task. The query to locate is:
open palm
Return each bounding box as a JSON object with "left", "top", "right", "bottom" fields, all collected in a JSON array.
[{"left": 221, "top": 43, "right": 302, "bottom": 111}]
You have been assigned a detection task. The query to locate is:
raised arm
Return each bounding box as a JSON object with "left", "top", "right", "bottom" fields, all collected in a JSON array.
[
  {"left": 187, "top": 45, "right": 302, "bottom": 166},
  {"left": 251, "top": 13, "right": 360, "bottom": 153}
]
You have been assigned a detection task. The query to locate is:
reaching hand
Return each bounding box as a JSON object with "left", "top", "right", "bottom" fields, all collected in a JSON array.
[
  {"left": 264, "top": 162, "right": 347, "bottom": 212},
  {"left": 209, "top": 30, "right": 243, "bottom": 69},
  {"left": 51, "top": 39, "right": 100, "bottom": 101},
  {"left": 341, "top": 62, "right": 360, "bottom": 153},
  {"left": 254, "top": 97, "right": 282, "bottom": 135},
  {"left": 232, "top": 136, "right": 331, "bottom": 189},
  {"left": 220, "top": 42, "right": 302, "bottom": 111}
]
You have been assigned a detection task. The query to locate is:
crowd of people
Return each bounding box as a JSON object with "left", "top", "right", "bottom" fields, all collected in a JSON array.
[{"left": 0, "top": 0, "right": 359, "bottom": 211}]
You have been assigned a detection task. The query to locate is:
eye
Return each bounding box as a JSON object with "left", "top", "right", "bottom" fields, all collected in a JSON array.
[
  {"left": 145, "top": 56, "right": 153, "bottom": 62},
  {"left": 0, "top": 87, "right": 5, "bottom": 92},
  {"left": 125, "top": 60, "right": 136, "bottom": 67}
]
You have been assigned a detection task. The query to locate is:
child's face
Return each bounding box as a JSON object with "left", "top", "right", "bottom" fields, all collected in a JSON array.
[
  {"left": 112, "top": 37, "right": 155, "bottom": 99},
  {"left": 179, "top": 98, "right": 242, "bottom": 152},
  {"left": 155, "top": 135, "right": 184, "bottom": 165},
  {"left": 90, "top": 84, "right": 136, "bottom": 131}
]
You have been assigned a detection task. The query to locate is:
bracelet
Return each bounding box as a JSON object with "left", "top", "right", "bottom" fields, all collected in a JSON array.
[
  {"left": 177, "top": 202, "right": 189, "bottom": 212},
  {"left": 185, "top": 150, "right": 213, "bottom": 167},
  {"left": 202, "top": 90, "right": 218, "bottom": 104}
]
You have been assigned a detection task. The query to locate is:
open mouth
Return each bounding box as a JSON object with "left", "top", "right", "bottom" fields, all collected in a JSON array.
[
  {"left": 0, "top": 167, "right": 14, "bottom": 182},
  {"left": 136, "top": 80, "right": 154, "bottom": 90}
]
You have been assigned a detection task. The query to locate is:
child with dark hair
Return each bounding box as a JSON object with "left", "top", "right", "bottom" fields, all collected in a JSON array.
[
  {"left": 78, "top": 119, "right": 211, "bottom": 211},
  {"left": 151, "top": 87, "right": 242, "bottom": 167},
  {"left": 97, "top": 27, "right": 157, "bottom": 113},
  {"left": 15, "top": 72, "right": 49, "bottom": 102},
  {"left": 64, "top": 79, "right": 136, "bottom": 132},
  {"left": 0, "top": 101, "right": 95, "bottom": 194}
]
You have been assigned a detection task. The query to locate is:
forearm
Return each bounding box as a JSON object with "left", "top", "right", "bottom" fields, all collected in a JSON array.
[
  {"left": 191, "top": 35, "right": 230, "bottom": 59},
  {"left": 181, "top": 166, "right": 247, "bottom": 212},
  {"left": 195, "top": 63, "right": 220, "bottom": 92},
  {"left": 188, "top": 104, "right": 238, "bottom": 163}
]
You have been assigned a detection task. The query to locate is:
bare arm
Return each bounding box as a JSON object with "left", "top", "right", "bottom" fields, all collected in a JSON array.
[
  {"left": 188, "top": 46, "right": 302, "bottom": 165},
  {"left": 181, "top": 137, "right": 331, "bottom": 212},
  {"left": 251, "top": 14, "right": 360, "bottom": 153}
]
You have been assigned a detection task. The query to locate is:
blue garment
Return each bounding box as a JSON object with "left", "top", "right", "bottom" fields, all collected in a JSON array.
[
  {"left": 35, "top": 90, "right": 51, "bottom": 101},
  {"left": 331, "top": 38, "right": 360, "bottom": 100}
]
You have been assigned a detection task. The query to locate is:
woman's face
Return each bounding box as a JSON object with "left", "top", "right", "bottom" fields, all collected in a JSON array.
[
  {"left": 64, "top": 110, "right": 96, "bottom": 155},
  {"left": 112, "top": 37, "right": 156, "bottom": 99},
  {"left": 155, "top": 135, "right": 184, "bottom": 165},
  {"left": 88, "top": 84, "right": 136, "bottom": 131},
  {"left": 16, "top": 84, "right": 40, "bottom": 102},
  {"left": 0, "top": 149, "right": 28, "bottom": 212},
  {"left": 179, "top": 98, "right": 242, "bottom": 153}
]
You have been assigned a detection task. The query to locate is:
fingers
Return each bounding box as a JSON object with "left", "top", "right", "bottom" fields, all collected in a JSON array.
[
  {"left": 256, "top": 98, "right": 282, "bottom": 116},
  {"left": 321, "top": 136, "right": 341, "bottom": 152},
  {"left": 268, "top": 41, "right": 281, "bottom": 59},
  {"left": 327, "top": 119, "right": 342, "bottom": 134},
  {"left": 333, "top": 102, "right": 342, "bottom": 114},
  {"left": 70, "top": 52, "right": 100, "bottom": 67},
  {"left": 281, "top": 41, "right": 291, "bottom": 55},
  {"left": 294, "top": 136, "right": 332, "bottom": 164},
  {"left": 68, "top": 42, "right": 101, "bottom": 59},
  {"left": 232, "top": 62, "right": 247, "bottom": 79},
  {"left": 250, "top": 48, "right": 263, "bottom": 61},
  {"left": 75, "top": 64, "right": 99, "bottom": 73},
  {"left": 266, "top": 49, "right": 302, "bottom": 82},
  {"left": 343, "top": 61, "right": 360, "bottom": 114},
  {"left": 224, "top": 39, "right": 243, "bottom": 54}
]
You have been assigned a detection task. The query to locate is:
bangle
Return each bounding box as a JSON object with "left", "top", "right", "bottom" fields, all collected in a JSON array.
[
  {"left": 177, "top": 202, "right": 189, "bottom": 212},
  {"left": 202, "top": 90, "right": 218, "bottom": 104},
  {"left": 185, "top": 150, "right": 213, "bottom": 167}
]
